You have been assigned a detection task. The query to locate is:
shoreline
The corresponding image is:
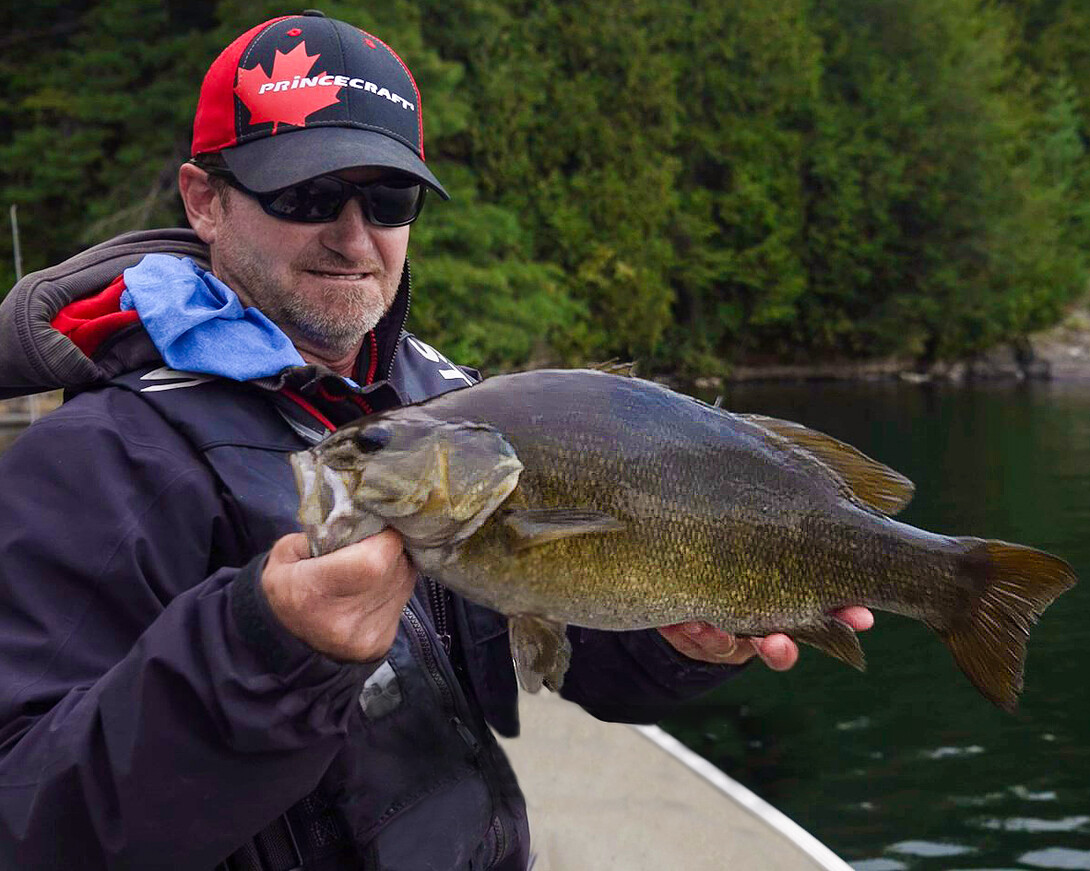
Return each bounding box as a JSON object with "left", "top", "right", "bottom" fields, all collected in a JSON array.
[
  {"left": 693, "top": 305, "right": 1090, "bottom": 389},
  {"left": 5, "top": 309, "right": 1090, "bottom": 424}
]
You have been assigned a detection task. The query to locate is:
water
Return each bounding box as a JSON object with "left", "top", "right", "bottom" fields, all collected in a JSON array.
[{"left": 662, "top": 381, "right": 1090, "bottom": 870}]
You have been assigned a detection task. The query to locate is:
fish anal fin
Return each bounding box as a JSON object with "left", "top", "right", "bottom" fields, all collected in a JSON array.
[
  {"left": 793, "top": 617, "right": 866, "bottom": 671},
  {"left": 742, "top": 414, "right": 915, "bottom": 516},
  {"left": 502, "top": 508, "right": 626, "bottom": 551},
  {"left": 510, "top": 615, "right": 571, "bottom": 693},
  {"left": 942, "top": 540, "right": 1077, "bottom": 712}
]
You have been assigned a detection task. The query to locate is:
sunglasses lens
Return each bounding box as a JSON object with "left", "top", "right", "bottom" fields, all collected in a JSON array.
[
  {"left": 264, "top": 177, "right": 346, "bottom": 222},
  {"left": 258, "top": 176, "right": 425, "bottom": 225},
  {"left": 366, "top": 182, "right": 425, "bottom": 227}
]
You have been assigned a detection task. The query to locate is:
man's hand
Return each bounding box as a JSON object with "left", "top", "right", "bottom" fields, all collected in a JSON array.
[
  {"left": 658, "top": 606, "right": 875, "bottom": 670},
  {"left": 261, "top": 530, "right": 417, "bottom": 663}
]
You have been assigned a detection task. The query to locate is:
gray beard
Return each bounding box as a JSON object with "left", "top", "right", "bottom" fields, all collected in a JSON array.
[{"left": 277, "top": 291, "right": 390, "bottom": 357}]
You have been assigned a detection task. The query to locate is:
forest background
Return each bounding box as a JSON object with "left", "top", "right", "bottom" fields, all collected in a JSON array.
[{"left": 3, "top": 0, "right": 1090, "bottom": 379}]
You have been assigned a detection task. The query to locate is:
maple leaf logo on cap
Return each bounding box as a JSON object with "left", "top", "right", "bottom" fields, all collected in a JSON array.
[{"left": 234, "top": 42, "right": 342, "bottom": 134}]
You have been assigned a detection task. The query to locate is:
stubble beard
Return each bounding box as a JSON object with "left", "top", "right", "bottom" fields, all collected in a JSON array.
[
  {"left": 222, "top": 246, "right": 401, "bottom": 358},
  {"left": 277, "top": 272, "right": 395, "bottom": 354}
]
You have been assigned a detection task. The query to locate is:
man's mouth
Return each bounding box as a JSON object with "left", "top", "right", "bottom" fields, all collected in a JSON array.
[{"left": 308, "top": 270, "right": 371, "bottom": 280}]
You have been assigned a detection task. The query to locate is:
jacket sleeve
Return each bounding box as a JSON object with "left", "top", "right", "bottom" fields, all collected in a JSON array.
[
  {"left": 558, "top": 625, "right": 748, "bottom": 724},
  {"left": 0, "top": 395, "right": 370, "bottom": 870}
]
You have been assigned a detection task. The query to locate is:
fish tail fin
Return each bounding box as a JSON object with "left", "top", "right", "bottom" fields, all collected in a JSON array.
[{"left": 942, "top": 540, "right": 1076, "bottom": 712}]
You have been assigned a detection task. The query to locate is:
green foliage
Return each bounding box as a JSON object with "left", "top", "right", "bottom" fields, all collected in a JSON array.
[
  {"left": 661, "top": 0, "right": 819, "bottom": 369},
  {"left": 1, "top": 0, "right": 217, "bottom": 286},
  {"left": 421, "top": 0, "right": 684, "bottom": 359},
  {"left": 407, "top": 166, "right": 590, "bottom": 371},
  {"left": 3, "top": 0, "right": 1089, "bottom": 373}
]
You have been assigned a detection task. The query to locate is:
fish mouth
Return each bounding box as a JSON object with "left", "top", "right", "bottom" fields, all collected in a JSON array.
[
  {"left": 291, "top": 422, "right": 525, "bottom": 557},
  {"left": 291, "top": 449, "right": 386, "bottom": 556}
]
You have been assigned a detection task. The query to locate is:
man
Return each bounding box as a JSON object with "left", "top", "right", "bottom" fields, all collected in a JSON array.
[{"left": 0, "top": 11, "right": 871, "bottom": 870}]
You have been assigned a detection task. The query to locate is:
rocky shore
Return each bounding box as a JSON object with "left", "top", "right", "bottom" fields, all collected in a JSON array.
[
  {"left": 698, "top": 305, "right": 1090, "bottom": 388},
  {"left": 5, "top": 308, "right": 1090, "bottom": 424}
]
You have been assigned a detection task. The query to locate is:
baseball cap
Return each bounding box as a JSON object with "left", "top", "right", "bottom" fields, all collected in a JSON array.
[{"left": 190, "top": 10, "right": 448, "bottom": 199}]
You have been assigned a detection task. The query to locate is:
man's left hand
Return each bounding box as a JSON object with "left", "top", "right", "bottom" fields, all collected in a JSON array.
[{"left": 658, "top": 606, "right": 875, "bottom": 670}]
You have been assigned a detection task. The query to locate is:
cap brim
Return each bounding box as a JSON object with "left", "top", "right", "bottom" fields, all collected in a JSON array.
[{"left": 220, "top": 127, "right": 449, "bottom": 199}]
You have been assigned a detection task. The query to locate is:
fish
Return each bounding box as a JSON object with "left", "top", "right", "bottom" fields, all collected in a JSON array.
[{"left": 291, "top": 368, "right": 1076, "bottom": 711}]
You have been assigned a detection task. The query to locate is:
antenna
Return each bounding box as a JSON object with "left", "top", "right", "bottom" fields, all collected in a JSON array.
[
  {"left": 10, "top": 204, "right": 22, "bottom": 282},
  {"left": 8, "top": 205, "right": 40, "bottom": 422}
]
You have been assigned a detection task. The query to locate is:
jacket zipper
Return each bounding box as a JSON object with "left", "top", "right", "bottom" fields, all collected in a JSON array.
[
  {"left": 403, "top": 603, "right": 454, "bottom": 712},
  {"left": 427, "top": 578, "right": 452, "bottom": 654},
  {"left": 404, "top": 602, "right": 515, "bottom": 868},
  {"left": 403, "top": 601, "right": 481, "bottom": 760},
  {"left": 381, "top": 263, "right": 412, "bottom": 382},
  {"left": 489, "top": 814, "right": 509, "bottom": 869}
]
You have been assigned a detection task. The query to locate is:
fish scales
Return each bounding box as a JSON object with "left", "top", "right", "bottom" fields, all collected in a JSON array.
[
  {"left": 292, "top": 368, "right": 1076, "bottom": 710},
  {"left": 413, "top": 372, "right": 953, "bottom": 627}
]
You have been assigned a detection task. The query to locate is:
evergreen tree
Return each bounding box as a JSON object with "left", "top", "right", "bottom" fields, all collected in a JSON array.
[{"left": 4, "top": 0, "right": 1088, "bottom": 373}]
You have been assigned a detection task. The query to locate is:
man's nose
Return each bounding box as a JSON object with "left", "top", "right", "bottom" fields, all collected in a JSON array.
[{"left": 320, "top": 197, "right": 378, "bottom": 261}]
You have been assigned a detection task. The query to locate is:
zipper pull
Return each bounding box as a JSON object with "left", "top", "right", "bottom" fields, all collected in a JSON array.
[
  {"left": 427, "top": 578, "right": 453, "bottom": 654},
  {"left": 451, "top": 716, "right": 481, "bottom": 759}
]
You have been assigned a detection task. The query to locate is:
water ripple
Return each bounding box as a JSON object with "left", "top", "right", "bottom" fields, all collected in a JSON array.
[
  {"left": 977, "top": 816, "right": 1090, "bottom": 833},
  {"left": 1019, "top": 848, "right": 1090, "bottom": 869},
  {"left": 1011, "top": 785, "right": 1059, "bottom": 802},
  {"left": 887, "top": 840, "right": 976, "bottom": 857},
  {"left": 851, "top": 860, "right": 908, "bottom": 871},
  {"left": 920, "top": 745, "right": 986, "bottom": 760}
]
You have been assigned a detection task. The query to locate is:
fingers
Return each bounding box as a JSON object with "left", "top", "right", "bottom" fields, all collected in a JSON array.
[
  {"left": 271, "top": 531, "right": 313, "bottom": 564},
  {"left": 261, "top": 529, "right": 418, "bottom": 662},
  {"left": 660, "top": 607, "right": 875, "bottom": 672},
  {"left": 291, "top": 529, "right": 410, "bottom": 598},
  {"left": 659, "top": 622, "right": 752, "bottom": 665},
  {"left": 834, "top": 605, "right": 874, "bottom": 631},
  {"left": 752, "top": 634, "right": 798, "bottom": 671}
]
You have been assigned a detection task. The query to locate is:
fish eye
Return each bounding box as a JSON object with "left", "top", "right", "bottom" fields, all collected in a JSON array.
[{"left": 354, "top": 426, "right": 391, "bottom": 453}]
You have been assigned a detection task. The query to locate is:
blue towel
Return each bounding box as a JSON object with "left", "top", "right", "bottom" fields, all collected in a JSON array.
[{"left": 121, "top": 254, "right": 306, "bottom": 381}]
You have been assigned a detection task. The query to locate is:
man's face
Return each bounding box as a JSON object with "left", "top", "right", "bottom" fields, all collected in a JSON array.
[{"left": 209, "top": 168, "right": 411, "bottom": 359}]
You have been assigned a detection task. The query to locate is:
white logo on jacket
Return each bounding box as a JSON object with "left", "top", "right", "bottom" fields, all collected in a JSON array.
[
  {"left": 139, "top": 367, "right": 214, "bottom": 392},
  {"left": 406, "top": 338, "right": 474, "bottom": 386}
]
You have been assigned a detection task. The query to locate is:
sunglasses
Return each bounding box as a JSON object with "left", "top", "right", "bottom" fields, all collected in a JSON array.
[{"left": 202, "top": 166, "right": 426, "bottom": 227}]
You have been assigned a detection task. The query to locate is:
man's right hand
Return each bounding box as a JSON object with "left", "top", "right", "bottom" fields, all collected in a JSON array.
[{"left": 261, "top": 530, "right": 416, "bottom": 663}]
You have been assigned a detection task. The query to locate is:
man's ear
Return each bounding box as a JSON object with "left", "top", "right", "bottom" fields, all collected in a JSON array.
[{"left": 178, "top": 163, "right": 223, "bottom": 245}]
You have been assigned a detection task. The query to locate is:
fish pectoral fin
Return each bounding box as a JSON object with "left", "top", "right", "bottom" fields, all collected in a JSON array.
[
  {"left": 501, "top": 508, "right": 626, "bottom": 551},
  {"left": 510, "top": 615, "right": 572, "bottom": 694},
  {"left": 740, "top": 414, "right": 915, "bottom": 516},
  {"left": 792, "top": 617, "right": 866, "bottom": 671}
]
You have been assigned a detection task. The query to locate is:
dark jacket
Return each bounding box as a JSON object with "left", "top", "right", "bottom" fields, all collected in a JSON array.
[{"left": 0, "top": 230, "right": 742, "bottom": 870}]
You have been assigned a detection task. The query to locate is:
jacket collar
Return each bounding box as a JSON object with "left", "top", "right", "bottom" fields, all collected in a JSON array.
[{"left": 0, "top": 227, "right": 414, "bottom": 402}]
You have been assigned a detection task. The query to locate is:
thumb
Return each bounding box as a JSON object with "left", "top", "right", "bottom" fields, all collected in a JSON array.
[{"left": 271, "top": 532, "right": 313, "bottom": 566}]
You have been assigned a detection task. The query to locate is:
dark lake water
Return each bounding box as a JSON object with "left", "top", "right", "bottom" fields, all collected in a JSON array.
[{"left": 662, "top": 381, "right": 1090, "bottom": 871}]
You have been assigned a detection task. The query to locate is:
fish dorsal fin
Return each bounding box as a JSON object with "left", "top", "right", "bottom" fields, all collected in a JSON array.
[
  {"left": 586, "top": 359, "right": 639, "bottom": 377},
  {"left": 741, "top": 414, "right": 915, "bottom": 516},
  {"left": 502, "top": 508, "right": 627, "bottom": 551}
]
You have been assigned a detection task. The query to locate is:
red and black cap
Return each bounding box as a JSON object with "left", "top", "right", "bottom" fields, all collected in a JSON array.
[{"left": 191, "top": 10, "right": 448, "bottom": 198}]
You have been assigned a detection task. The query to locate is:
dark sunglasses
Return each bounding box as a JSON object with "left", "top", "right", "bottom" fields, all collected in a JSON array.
[{"left": 201, "top": 166, "right": 426, "bottom": 227}]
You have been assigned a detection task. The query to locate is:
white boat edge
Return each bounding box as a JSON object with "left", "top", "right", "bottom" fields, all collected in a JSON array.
[{"left": 631, "top": 723, "right": 854, "bottom": 871}]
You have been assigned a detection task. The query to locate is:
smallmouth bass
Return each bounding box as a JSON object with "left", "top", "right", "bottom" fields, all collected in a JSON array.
[{"left": 291, "top": 369, "right": 1076, "bottom": 711}]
